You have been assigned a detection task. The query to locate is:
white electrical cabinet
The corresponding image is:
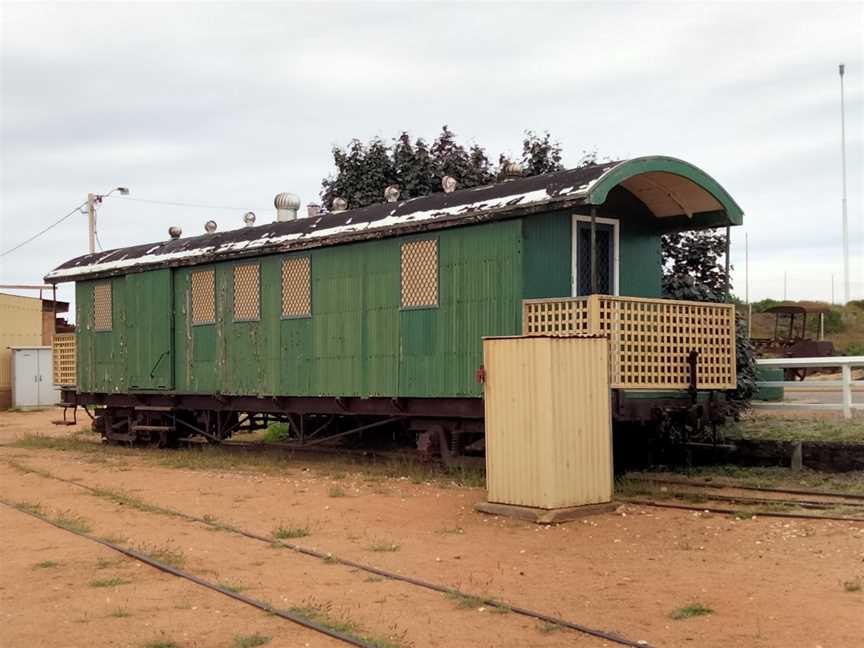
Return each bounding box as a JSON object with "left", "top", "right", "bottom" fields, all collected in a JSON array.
[{"left": 11, "top": 346, "right": 58, "bottom": 409}]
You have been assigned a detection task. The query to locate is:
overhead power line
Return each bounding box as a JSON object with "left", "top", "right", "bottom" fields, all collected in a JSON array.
[
  {"left": 1, "top": 202, "right": 86, "bottom": 257},
  {"left": 105, "top": 195, "right": 265, "bottom": 212}
]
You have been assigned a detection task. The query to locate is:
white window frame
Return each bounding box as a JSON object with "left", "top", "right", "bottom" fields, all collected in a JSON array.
[{"left": 571, "top": 214, "right": 620, "bottom": 296}]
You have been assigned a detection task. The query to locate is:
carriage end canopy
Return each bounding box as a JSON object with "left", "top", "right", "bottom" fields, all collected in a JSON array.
[{"left": 587, "top": 156, "right": 743, "bottom": 228}]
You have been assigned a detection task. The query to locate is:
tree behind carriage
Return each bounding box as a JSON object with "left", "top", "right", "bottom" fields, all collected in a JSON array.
[{"left": 319, "top": 126, "right": 756, "bottom": 411}]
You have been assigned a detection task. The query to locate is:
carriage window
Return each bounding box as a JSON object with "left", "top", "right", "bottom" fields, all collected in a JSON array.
[
  {"left": 190, "top": 269, "right": 215, "bottom": 325},
  {"left": 93, "top": 283, "right": 112, "bottom": 331},
  {"left": 281, "top": 256, "right": 311, "bottom": 318},
  {"left": 233, "top": 264, "right": 260, "bottom": 321},
  {"left": 400, "top": 239, "right": 438, "bottom": 309}
]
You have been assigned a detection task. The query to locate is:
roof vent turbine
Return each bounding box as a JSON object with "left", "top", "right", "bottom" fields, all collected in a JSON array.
[
  {"left": 501, "top": 161, "right": 524, "bottom": 181},
  {"left": 442, "top": 176, "right": 457, "bottom": 193},
  {"left": 168, "top": 226, "right": 182, "bottom": 240},
  {"left": 243, "top": 211, "right": 256, "bottom": 227},
  {"left": 274, "top": 192, "right": 300, "bottom": 222},
  {"left": 204, "top": 220, "right": 217, "bottom": 233},
  {"left": 331, "top": 197, "right": 348, "bottom": 213},
  {"left": 384, "top": 185, "right": 400, "bottom": 203},
  {"left": 307, "top": 203, "right": 321, "bottom": 218}
]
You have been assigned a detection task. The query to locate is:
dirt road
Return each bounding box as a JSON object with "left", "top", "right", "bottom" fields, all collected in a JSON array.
[{"left": 1, "top": 409, "right": 862, "bottom": 647}]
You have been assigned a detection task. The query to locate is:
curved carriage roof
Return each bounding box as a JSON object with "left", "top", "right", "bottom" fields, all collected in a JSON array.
[{"left": 46, "top": 155, "right": 743, "bottom": 283}]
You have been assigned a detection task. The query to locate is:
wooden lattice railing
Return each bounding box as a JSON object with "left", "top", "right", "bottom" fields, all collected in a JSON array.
[
  {"left": 53, "top": 333, "right": 76, "bottom": 386},
  {"left": 522, "top": 295, "right": 736, "bottom": 390}
]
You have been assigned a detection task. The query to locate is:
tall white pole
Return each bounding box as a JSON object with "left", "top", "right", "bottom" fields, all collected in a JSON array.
[
  {"left": 784, "top": 270, "right": 788, "bottom": 300},
  {"left": 840, "top": 63, "right": 849, "bottom": 303},
  {"left": 87, "top": 192, "right": 96, "bottom": 254},
  {"left": 745, "top": 232, "right": 749, "bottom": 305},
  {"left": 746, "top": 232, "right": 751, "bottom": 337}
]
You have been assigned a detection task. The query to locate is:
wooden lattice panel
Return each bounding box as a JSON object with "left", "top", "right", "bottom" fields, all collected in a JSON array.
[
  {"left": 190, "top": 270, "right": 215, "bottom": 325},
  {"left": 522, "top": 299, "right": 591, "bottom": 336},
  {"left": 401, "top": 239, "right": 438, "bottom": 308},
  {"left": 523, "top": 295, "right": 736, "bottom": 390},
  {"left": 282, "top": 256, "right": 311, "bottom": 318},
  {"left": 233, "top": 264, "right": 260, "bottom": 321},
  {"left": 52, "top": 333, "right": 76, "bottom": 386},
  {"left": 92, "top": 283, "right": 112, "bottom": 331}
]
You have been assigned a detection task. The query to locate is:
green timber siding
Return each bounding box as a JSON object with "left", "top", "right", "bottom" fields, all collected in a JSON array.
[
  {"left": 521, "top": 204, "right": 663, "bottom": 300},
  {"left": 169, "top": 219, "right": 522, "bottom": 398},
  {"left": 75, "top": 206, "right": 668, "bottom": 399},
  {"left": 618, "top": 218, "right": 662, "bottom": 298},
  {"left": 522, "top": 212, "right": 571, "bottom": 299},
  {"left": 75, "top": 277, "right": 128, "bottom": 393}
]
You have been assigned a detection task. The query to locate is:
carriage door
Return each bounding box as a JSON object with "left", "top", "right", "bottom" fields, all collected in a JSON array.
[
  {"left": 127, "top": 269, "right": 174, "bottom": 389},
  {"left": 573, "top": 216, "right": 618, "bottom": 296}
]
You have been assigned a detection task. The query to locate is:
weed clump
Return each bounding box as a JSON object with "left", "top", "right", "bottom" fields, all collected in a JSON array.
[
  {"left": 272, "top": 523, "right": 310, "bottom": 539},
  {"left": 89, "top": 577, "right": 131, "bottom": 588},
  {"left": 670, "top": 603, "right": 713, "bottom": 620}
]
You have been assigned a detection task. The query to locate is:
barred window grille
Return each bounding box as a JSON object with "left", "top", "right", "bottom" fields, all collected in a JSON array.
[
  {"left": 190, "top": 269, "right": 215, "bottom": 325},
  {"left": 93, "top": 283, "right": 112, "bottom": 331},
  {"left": 233, "top": 264, "right": 260, "bottom": 321},
  {"left": 400, "top": 239, "right": 438, "bottom": 308},
  {"left": 281, "top": 256, "right": 311, "bottom": 318}
]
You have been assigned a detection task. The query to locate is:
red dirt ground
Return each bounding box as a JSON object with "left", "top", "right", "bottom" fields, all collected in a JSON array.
[{"left": 1, "top": 409, "right": 862, "bottom": 648}]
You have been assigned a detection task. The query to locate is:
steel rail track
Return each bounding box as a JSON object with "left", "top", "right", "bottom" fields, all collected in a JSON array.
[
  {"left": 3, "top": 460, "right": 653, "bottom": 648},
  {"left": 620, "top": 498, "right": 864, "bottom": 522},
  {"left": 627, "top": 476, "right": 864, "bottom": 502},
  {"left": 649, "top": 491, "right": 864, "bottom": 510},
  {"left": 0, "top": 499, "right": 373, "bottom": 647}
]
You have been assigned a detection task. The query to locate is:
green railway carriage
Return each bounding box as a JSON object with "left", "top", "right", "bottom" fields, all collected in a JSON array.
[{"left": 47, "top": 156, "right": 743, "bottom": 452}]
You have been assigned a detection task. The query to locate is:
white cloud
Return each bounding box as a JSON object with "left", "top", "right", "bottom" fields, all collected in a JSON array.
[{"left": 1, "top": 1, "right": 862, "bottom": 307}]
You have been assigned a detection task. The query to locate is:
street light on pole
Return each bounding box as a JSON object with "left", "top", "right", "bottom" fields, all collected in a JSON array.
[
  {"left": 86, "top": 187, "right": 130, "bottom": 254},
  {"left": 839, "top": 63, "right": 849, "bottom": 304}
]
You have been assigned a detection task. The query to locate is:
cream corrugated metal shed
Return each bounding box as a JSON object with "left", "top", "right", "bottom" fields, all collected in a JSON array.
[
  {"left": 482, "top": 335, "right": 612, "bottom": 510},
  {"left": 0, "top": 293, "right": 43, "bottom": 408}
]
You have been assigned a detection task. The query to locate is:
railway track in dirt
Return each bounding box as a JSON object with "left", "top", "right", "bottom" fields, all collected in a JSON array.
[
  {"left": 1, "top": 458, "right": 651, "bottom": 648},
  {"left": 621, "top": 475, "right": 864, "bottom": 522}
]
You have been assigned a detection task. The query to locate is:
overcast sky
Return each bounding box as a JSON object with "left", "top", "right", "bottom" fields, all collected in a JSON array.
[{"left": 1, "top": 1, "right": 862, "bottom": 315}]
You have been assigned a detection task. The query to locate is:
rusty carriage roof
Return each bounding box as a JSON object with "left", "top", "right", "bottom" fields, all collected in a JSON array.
[{"left": 46, "top": 155, "right": 744, "bottom": 283}]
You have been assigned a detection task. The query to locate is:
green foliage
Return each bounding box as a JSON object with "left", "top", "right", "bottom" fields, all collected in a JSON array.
[
  {"left": 520, "top": 130, "right": 564, "bottom": 175},
  {"left": 320, "top": 126, "right": 567, "bottom": 210},
  {"left": 846, "top": 342, "right": 864, "bottom": 356},
  {"left": 262, "top": 423, "right": 290, "bottom": 443},
  {"left": 272, "top": 523, "right": 310, "bottom": 539},
  {"left": 661, "top": 229, "right": 729, "bottom": 302},
  {"left": 233, "top": 635, "right": 271, "bottom": 648},
  {"left": 751, "top": 298, "right": 781, "bottom": 313},
  {"left": 823, "top": 308, "right": 845, "bottom": 334},
  {"left": 669, "top": 603, "right": 713, "bottom": 620},
  {"left": 89, "top": 577, "right": 131, "bottom": 588}
]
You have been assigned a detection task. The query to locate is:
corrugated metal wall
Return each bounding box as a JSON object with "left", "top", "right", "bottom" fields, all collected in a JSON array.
[
  {"left": 75, "top": 278, "right": 128, "bottom": 393},
  {"left": 483, "top": 336, "right": 612, "bottom": 509},
  {"left": 0, "top": 294, "right": 42, "bottom": 406},
  {"left": 169, "top": 219, "right": 523, "bottom": 398},
  {"left": 71, "top": 208, "right": 663, "bottom": 400}
]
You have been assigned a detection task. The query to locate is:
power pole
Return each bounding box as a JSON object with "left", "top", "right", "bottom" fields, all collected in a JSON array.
[
  {"left": 840, "top": 63, "right": 850, "bottom": 303},
  {"left": 87, "top": 192, "right": 97, "bottom": 254}
]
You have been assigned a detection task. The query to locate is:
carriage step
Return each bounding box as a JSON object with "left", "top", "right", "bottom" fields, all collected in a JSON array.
[
  {"left": 134, "top": 406, "right": 173, "bottom": 412},
  {"left": 131, "top": 425, "right": 176, "bottom": 432}
]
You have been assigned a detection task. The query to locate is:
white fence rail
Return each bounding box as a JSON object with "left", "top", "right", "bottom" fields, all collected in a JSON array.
[{"left": 755, "top": 356, "right": 864, "bottom": 419}]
